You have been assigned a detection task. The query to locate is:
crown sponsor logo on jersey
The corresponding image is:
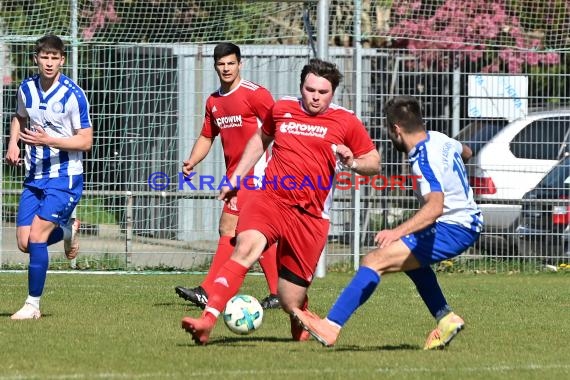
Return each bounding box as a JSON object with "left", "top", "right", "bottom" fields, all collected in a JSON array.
[
  {"left": 216, "top": 115, "right": 243, "bottom": 129},
  {"left": 279, "top": 121, "right": 327, "bottom": 138}
]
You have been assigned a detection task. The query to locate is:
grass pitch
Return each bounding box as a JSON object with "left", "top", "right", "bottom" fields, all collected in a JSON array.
[{"left": 0, "top": 271, "right": 568, "bottom": 379}]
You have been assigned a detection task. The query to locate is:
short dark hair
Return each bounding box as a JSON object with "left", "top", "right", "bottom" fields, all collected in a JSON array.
[
  {"left": 383, "top": 96, "right": 425, "bottom": 133},
  {"left": 213, "top": 42, "right": 241, "bottom": 63},
  {"left": 35, "top": 34, "right": 65, "bottom": 56},
  {"left": 300, "top": 58, "right": 343, "bottom": 92}
]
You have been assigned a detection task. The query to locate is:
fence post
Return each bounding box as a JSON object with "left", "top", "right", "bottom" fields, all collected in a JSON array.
[
  {"left": 315, "top": 0, "right": 330, "bottom": 279},
  {"left": 452, "top": 56, "right": 461, "bottom": 137},
  {"left": 70, "top": 0, "right": 79, "bottom": 81},
  {"left": 0, "top": 42, "right": 4, "bottom": 267},
  {"left": 125, "top": 191, "right": 133, "bottom": 266},
  {"left": 352, "top": 0, "right": 363, "bottom": 271}
]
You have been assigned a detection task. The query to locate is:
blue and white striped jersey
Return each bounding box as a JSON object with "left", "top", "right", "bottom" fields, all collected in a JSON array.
[
  {"left": 408, "top": 131, "right": 483, "bottom": 232},
  {"left": 16, "top": 73, "right": 92, "bottom": 180}
]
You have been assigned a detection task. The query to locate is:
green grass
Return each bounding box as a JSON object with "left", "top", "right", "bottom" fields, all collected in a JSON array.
[
  {"left": 75, "top": 195, "right": 118, "bottom": 225},
  {"left": 0, "top": 272, "right": 569, "bottom": 379}
]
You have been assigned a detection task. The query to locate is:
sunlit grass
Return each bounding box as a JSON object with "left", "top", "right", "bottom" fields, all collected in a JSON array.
[{"left": 0, "top": 272, "right": 568, "bottom": 379}]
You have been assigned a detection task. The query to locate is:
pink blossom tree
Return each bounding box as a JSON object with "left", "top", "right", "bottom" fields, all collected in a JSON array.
[
  {"left": 81, "top": 0, "right": 118, "bottom": 41},
  {"left": 388, "top": 0, "right": 562, "bottom": 73}
]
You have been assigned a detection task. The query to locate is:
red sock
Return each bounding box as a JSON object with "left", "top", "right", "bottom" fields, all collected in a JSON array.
[
  {"left": 207, "top": 259, "right": 249, "bottom": 312},
  {"left": 258, "top": 243, "right": 278, "bottom": 295},
  {"left": 202, "top": 310, "right": 218, "bottom": 326},
  {"left": 202, "top": 236, "right": 234, "bottom": 295}
]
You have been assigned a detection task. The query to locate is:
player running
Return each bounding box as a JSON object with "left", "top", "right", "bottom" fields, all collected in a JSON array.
[
  {"left": 6, "top": 34, "right": 93, "bottom": 320},
  {"left": 174, "top": 42, "right": 280, "bottom": 310}
]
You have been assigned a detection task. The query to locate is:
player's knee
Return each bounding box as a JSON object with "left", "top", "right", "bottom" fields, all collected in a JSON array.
[
  {"left": 16, "top": 228, "right": 31, "bottom": 253},
  {"left": 361, "top": 253, "right": 385, "bottom": 273},
  {"left": 218, "top": 226, "right": 235, "bottom": 236},
  {"left": 219, "top": 212, "right": 238, "bottom": 236},
  {"left": 17, "top": 241, "right": 28, "bottom": 253},
  {"left": 232, "top": 234, "right": 265, "bottom": 265}
]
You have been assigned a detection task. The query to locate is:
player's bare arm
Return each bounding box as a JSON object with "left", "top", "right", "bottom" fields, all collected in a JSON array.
[
  {"left": 5, "top": 115, "right": 27, "bottom": 166},
  {"left": 336, "top": 144, "right": 381, "bottom": 176},
  {"left": 227, "top": 129, "right": 272, "bottom": 186},
  {"left": 19, "top": 125, "right": 93, "bottom": 152},
  {"left": 352, "top": 149, "right": 381, "bottom": 176},
  {"left": 218, "top": 129, "right": 273, "bottom": 203},
  {"left": 182, "top": 135, "right": 214, "bottom": 176},
  {"left": 374, "top": 191, "right": 444, "bottom": 248}
]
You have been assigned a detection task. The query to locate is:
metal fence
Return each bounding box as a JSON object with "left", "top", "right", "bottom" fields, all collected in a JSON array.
[{"left": 2, "top": 43, "right": 569, "bottom": 272}]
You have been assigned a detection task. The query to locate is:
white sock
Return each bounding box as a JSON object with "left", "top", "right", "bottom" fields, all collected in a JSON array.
[
  {"left": 325, "top": 318, "right": 342, "bottom": 329},
  {"left": 204, "top": 306, "right": 220, "bottom": 318},
  {"left": 26, "top": 296, "right": 41, "bottom": 309}
]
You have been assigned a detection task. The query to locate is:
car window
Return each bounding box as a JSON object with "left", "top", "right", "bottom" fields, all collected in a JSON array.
[
  {"left": 454, "top": 119, "right": 508, "bottom": 155},
  {"left": 535, "top": 156, "right": 570, "bottom": 190},
  {"left": 510, "top": 116, "right": 570, "bottom": 160}
]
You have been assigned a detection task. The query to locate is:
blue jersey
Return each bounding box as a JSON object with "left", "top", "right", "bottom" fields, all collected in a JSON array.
[
  {"left": 16, "top": 73, "right": 92, "bottom": 180},
  {"left": 408, "top": 131, "right": 483, "bottom": 232}
]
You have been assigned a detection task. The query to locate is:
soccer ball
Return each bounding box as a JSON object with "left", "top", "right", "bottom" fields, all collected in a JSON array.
[{"left": 223, "top": 294, "right": 264, "bottom": 335}]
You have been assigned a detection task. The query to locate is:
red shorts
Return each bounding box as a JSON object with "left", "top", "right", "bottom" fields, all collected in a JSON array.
[{"left": 236, "top": 190, "right": 330, "bottom": 285}]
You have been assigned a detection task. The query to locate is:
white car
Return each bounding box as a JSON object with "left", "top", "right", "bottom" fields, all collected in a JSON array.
[{"left": 456, "top": 110, "right": 570, "bottom": 238}]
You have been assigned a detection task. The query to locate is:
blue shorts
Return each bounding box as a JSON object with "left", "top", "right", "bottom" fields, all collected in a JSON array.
[
  {"left": 17, "top": 176, "right": 83, "bottom": 227},
  {"left": 401, "top": 222, "right": 480, "bottom": 266}
]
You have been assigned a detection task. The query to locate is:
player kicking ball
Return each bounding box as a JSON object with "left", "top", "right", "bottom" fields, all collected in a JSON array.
[
  {"left": 180, "top": 58, "right": 380, "bottom": 344},
  {"left": 293, "top": 95, "right": 483, "bottom": 349}
]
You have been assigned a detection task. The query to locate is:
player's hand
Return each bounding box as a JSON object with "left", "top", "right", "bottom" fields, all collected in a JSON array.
[
  {"left": 19, "top": 125, "right": 50, "bottom": 146},
  {"left": 374, "top": 229, "right": 401, "bottom": 249},
  {"left": 333, "top": 144, "right": 356, "bottom": 168},
  {"left": 5, "top": 145, "right": 22, "bottom": 166},
  {"left": 218, "top": 185, "right": 238, "bottom": 209},
  {"left": 181, "top": 160, "right": 194, "bottom": 177}
]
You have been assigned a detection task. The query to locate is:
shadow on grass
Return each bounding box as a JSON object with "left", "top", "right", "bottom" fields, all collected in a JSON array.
[
  {"left": 0, "top": 312, "right": 51, "bottom": 318},
  {"left": 334, "top": 343, "right": 420, "bottom": 351},
  {"left": 176, "top": 337, "right": 421, "bottom": 350},
  {"left": 177, "top": 335, "right": 295, "bottom": 347},
  {"left": 153, "top": 302, "right": 181, "bottom": 307}
]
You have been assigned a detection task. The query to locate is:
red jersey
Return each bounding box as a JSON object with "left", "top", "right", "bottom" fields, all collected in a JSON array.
[
  {"left": 201, "top": 80, "right": 274, "bottom": 178},
  {"left": 262, "top": 96, "right": 376, "bottom": 219}
]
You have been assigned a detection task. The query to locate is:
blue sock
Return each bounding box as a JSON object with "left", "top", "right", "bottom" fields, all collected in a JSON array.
[
  {"left": 47, "top": 227, "right": 64, "bottom": 245},
  {"left": 28, "top": 242, "right": 49, "bottom": 297},
  {"left": 405, "top": 266, "right": 451, "bottom": 320},
  {"left": 327, "top": 266, "right": 380, "bottom": 327}
]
